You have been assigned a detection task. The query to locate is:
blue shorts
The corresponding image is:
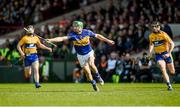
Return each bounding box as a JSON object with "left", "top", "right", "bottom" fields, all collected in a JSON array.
[
  {"left": 155, "top": 51, "right": 172, "bottom": 63},
  {"left": 24, "top": 53, "right": 38, "bottom": 67}
]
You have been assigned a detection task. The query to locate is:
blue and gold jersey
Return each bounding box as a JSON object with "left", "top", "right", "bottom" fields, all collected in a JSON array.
[
  {"left": 149, "top": 31, "right": 172, "bottom": 53},
  {"left": 68, "top": 29, "right": 96, "bottom": 55},
  {"left": 18, "top": 35, "right": 41, "bottom": 55}
]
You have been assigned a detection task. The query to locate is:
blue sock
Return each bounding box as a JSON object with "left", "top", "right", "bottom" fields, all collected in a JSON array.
[
  {"left": 90, "top": 80, "right": 96, "bottom": 85},
  {"left": 94, "top": 72, "right": 101, "bottom": 80},
  {"left": 35, "top": 82, "right": 40, "bottom": 85}
]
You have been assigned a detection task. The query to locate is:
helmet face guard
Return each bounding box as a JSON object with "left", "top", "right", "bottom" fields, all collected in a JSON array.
[{"left": 26, "top": 25, "right": 34, "bottom": 34}]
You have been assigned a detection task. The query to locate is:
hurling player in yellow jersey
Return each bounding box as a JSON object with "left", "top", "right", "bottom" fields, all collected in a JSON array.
[
  {"left": 17, "top": 25, "right": 52, "bottom": 88},
  {"left": 149, "top": 21, "right": 175, "bottom": 91},
  {"left": 47, "top": 21, "right": 115, "bottom": 91}
]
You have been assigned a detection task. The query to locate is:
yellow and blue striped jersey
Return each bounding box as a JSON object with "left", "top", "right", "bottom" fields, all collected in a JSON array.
[
  {"left": 149, "top": 31, "right": 172, "bottom": 53},
  {"left": 68, "top": 29, "right": 96, "bottom": 55},
  {"left": 18, "top": 35, "right": 41, "bottom": 55}
]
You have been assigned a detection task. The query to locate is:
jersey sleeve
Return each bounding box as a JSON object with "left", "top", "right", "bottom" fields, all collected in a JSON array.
[
  {"left": 18, "top": 36, "right": 26, "bottom": 46},
  {"left": 87, "top": 30, "right": 96, "bottom": 37}
]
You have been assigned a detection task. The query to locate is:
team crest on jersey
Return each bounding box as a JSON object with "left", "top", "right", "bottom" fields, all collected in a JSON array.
[
  {"left": 73, "top": 36, "right": 90, "bottom": 46},
  {"left": 153, "top": 40, "right": 164, "bottom": 47},
  {"left": 25, "top": 43, "right": 36, "bottom": 48}
]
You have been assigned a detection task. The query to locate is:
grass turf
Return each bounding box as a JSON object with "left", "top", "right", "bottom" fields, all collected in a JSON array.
[{"left": 0, "top": 83, "right": 180, "bottom": 106}]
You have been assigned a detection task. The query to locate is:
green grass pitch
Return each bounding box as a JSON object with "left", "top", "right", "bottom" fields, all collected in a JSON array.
[{"left": 0, "top": 83, "right": 180, "bottom": 106}]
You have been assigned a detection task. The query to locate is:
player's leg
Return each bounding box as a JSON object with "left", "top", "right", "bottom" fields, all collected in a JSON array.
[
  {"left": 24, "top": 66, "right": 31, "bottom": 81},
  {"left": 167, "top": 62, "right": 176, "bottom": 84},
  {"left": 165, "top": 56, "right": 175, "bottom": 75},
  {"left": 83, "top": 64, "right": 93, "bottom": 81},
  {"left": 24, "top": 58, "right": 32, "bottom": 82},
  {"left": 165, "top": 56, "right": 175, "bottom": 84},
  {"left": 83, "top": 64, "right": 99, "bottom": 91},
  {"left": 32, "top": 60, "right": 41, "bottom": 88},
  {"left": 77, "top": 54, "right": 99, "bottom": 91},
  {"left": 157, "top": 60, "right": 172, "bottom": 90},
  {"left": 88, "top": 53, "right": 104, "bottom": 85},
  {"left": 167, "top": 63, "right": 175, "bottom": 74}
]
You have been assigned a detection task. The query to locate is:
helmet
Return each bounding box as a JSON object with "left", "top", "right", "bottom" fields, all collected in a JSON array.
[
  {"left": 73, "top": 21, "right": 83, "bottom": 28},
  {"left": 26, "top": 25, "right": 34, "bottom": 34}
]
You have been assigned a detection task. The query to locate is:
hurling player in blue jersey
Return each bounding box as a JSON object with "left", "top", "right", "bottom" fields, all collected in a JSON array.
[{"left": 47, "top": 21, "right": 115, "bottom": 91}]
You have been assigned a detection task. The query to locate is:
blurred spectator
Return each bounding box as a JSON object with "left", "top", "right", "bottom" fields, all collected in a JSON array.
[
  {"left": 130, "top": 57, "right": 137, "bottom": 82},
  {"left": 112, "top": 54, "right": 124, "bottom": 83},
  {"left": 53, "top": 43, "right": 70, "bottom": 59},
  {"left": 105, "top": 52, "right": 117, "bottom": 82},
  {"left": 115, "top": 30, "right": 124, "bottom": 54},
  {"left": 0, "top": 52, "right": 3, "bottom": 65},
  {"left": 31, "top": 4, "right": 43, "bottom": 23},
  {"left": 39, "top": 56, "right": 50, "bottom": 82},
  {"left": 162, "top": 20, "right": 173, "bottom": 39},
  {"left": 72, "top": 60, "right": 83, "bottom": 83},
  {"left": 173, "top": 46, "right": 180, "bottom": 82},
  {"left": 123, "top": 29, "right": 133, "bottom": 52},
  {"left": 6, "top": 48, "right": 20, "bottom": 65},
  {"left": 98, "top": 55, "right": 108, "bottom": 80},
  {"left": 120, "top": 53, "right": 133, "bottom": 82},
  {"left": 136, "top": 52, "right": 153, "bottom": 82},
  {"left": 0, "top": 39, "right": 11, "bottom": 64}
]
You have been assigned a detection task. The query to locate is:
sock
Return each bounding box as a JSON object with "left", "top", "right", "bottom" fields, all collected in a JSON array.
[
  {"left": 170, "top": 74, "right": 176, "bottom": 83},
  {"left": 35, "top": 82, "right": 40, "bottom": 86},
  {"left": 90, "top": 80, "right": 96, "bottom": 85},
  {"left": 94, "top": 72, "right": 101, "bottom": 80},
  {"left": 166, "top": 82, "right": 172, "bottom": 87}
]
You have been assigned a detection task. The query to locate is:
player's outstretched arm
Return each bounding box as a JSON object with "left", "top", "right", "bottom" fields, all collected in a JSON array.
[
  {"left": 95, "top": 34, "right": 115, "bottom": 45},
  {"left": 37, "top": 43, "right": 52, "bottom": 52},
  {"left": 46, "top": 36, "right": 69, "bottom": 43}
]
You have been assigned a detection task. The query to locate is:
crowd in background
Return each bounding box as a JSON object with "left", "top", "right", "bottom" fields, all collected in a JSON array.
[
  {"left": 73, "top": 50, "right": 180, "bottom": 83},
  {"left": 0, "top": 0, "right": 180, "bottom": 83},
  {"left": 0, "top": 0, "right": 102, "bottom": 35}
]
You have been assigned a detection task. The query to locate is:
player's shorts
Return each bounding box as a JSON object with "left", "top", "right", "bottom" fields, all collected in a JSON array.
[
  {"left": 155, "top": 51, "right": 172, "bottom": 63},
  {"left": 24, "top": 53, "right": 38, "bottom": 67},
  {"left": 77, "top": 50, "right": 94, "bottom": 67}
]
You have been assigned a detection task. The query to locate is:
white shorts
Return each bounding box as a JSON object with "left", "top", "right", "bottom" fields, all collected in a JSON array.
[{"left": 77, "top": 50, "right": 94, "bottom": 67}]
